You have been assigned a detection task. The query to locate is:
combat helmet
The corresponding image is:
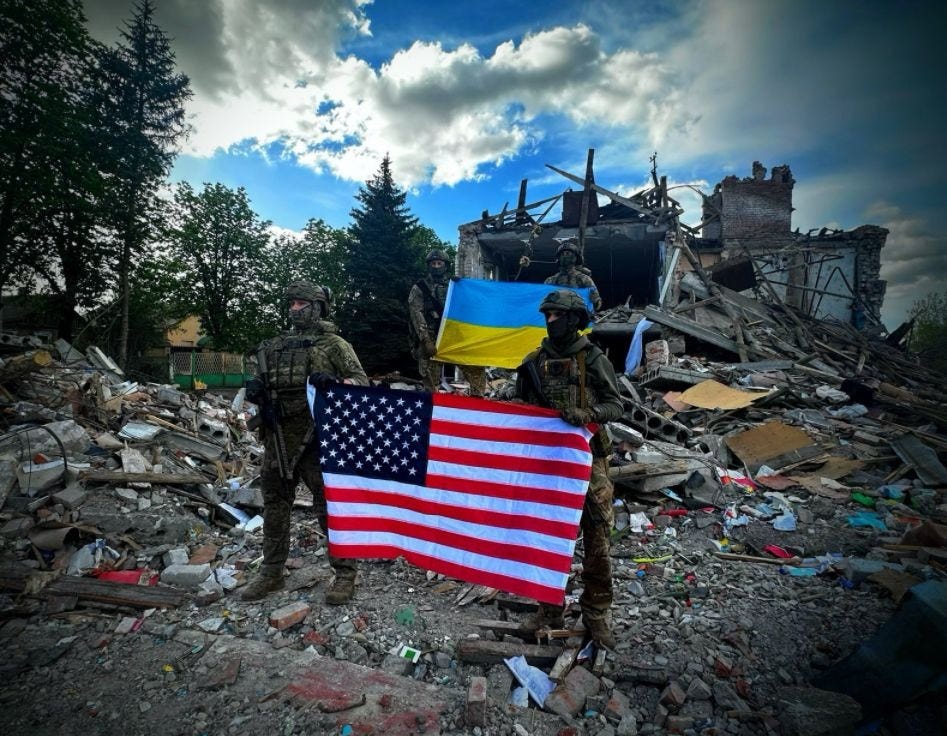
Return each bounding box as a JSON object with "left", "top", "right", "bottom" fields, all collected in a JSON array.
[
  {"left": 425, "top": 249, "right": 450, "bottom": 264},
  {"left": 284, "top": 280, "right": 332, "bottom": 318},
  {"left": 555, "top": 239, "right": 583, "bottom": 266},
  {"left": 425, "top": 248, "right": 451, "bottom": 280},
  {"left": 539, "top": 289, "right": 592, "bottom": 328}
]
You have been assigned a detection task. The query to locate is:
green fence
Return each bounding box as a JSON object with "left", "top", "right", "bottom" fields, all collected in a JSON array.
[{"left": 170, "top": 350, "right": 251, "bottom": 390}]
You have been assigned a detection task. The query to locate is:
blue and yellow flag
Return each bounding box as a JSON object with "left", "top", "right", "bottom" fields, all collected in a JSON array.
[{"left": 434, "top": 280, "right": 593, "bottom": 369}]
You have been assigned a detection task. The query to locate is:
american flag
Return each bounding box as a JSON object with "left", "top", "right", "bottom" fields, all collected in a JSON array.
[{"left": 308, "top": 382, "right": 596, "bottom": 604}]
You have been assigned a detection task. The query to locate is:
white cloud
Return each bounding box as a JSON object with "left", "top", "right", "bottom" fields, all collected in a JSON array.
[
  {"left": 120, "top": 3, "right": 693, "bottom": 188},
  {"left": 267, "top": 224, "right": 304, "bottom": 242},
  {"left": 865, "top": 201, "right": 947, "bottom": 325}
]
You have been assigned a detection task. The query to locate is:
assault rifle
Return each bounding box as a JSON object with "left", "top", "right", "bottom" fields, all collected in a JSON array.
[{"left": 247, "top": 347, "right": 293, "bottom": 494}]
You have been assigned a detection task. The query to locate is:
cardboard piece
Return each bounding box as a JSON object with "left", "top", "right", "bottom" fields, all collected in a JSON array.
[
  {"left": 787, "top": 474, "right": 849, "bottom": 501},
  {"left": 725, "top": 421, "right": 819, "bottom": 473},
  {"left": 662, "top": 391, "right": 690, "bottom": 413},
  {"left": 813, "top": 456, "right": 865, "bottom": 481},
  {"left": 678, "top": 379, "right": 766, "bottom": 410}
]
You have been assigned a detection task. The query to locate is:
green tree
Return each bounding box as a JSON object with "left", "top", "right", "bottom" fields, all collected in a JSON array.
[
  {"left": 340, "top": 155, "right": 426, "bottom": 374},
  {"left": 31, "top": 47, "right": 118, "bottom": 341},
  {"left": 162, "top": 182, "right": 271, "bottom": 352},
  {"left": 908, "top": 291, "right": 947, "bottom": 371},
  {"left": 98, "top": 0, "right": 191, "bottom": 368},
  {"left": 259, "top": 219, "right": 349, "bottom": 333},
  {"left": 0, "top": 0, "right": 94, "bottom": 301}
]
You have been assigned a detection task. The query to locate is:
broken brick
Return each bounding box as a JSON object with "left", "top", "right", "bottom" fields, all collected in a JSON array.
[
  {"left": 268, "top": 601, "right": 311, "bottom": 630},
  {"left": 466, "top": 675, "right": 487, "bottom": 727}
]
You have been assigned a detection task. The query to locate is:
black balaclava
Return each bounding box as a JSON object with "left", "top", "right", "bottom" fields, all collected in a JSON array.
[
  {"left": 546, "top": 311, "right": 580, "bottom": 346},
  {"left": 558, "top": 251, "right": 577, "bottom": 271},
  {"left": 289, "top": 300, "right": 321, "bottom": 331}
]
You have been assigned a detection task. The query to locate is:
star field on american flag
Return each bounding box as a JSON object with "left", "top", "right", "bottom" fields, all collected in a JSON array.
[{"left": 314, "top": 384, "right": 434, "bottom": 483}]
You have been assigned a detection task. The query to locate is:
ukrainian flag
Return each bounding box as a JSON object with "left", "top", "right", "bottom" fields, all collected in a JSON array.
[{"left": 435, "top": 279, "right": 594, "bottom": 369}]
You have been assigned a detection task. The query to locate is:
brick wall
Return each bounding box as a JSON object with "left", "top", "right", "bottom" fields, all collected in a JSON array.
[{"left": 719, "top": 163, "right": 794, "bottom": 249}]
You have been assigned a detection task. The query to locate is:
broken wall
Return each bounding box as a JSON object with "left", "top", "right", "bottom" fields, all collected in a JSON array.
[
  {"left": 702, "top": 162, "right": 887, "bottom": 327},
  {"left": 703, "top": 161, "right": 795, "bottom": 252}
]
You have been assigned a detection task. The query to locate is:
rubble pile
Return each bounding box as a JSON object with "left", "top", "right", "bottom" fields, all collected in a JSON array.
[{"left": 1, "top": 289, "right": 945, "bottom": 736}]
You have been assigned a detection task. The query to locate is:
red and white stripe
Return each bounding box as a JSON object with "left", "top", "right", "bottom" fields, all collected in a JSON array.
[{"left": 324, "top": 393, "right": 595, "bottom": 604}]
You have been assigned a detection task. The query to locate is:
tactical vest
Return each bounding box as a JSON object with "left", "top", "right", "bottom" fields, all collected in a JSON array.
[
  {"left": 532, "top": 346, "right": 611, "bottom": 457},
  {"left": 545, "top": 269, "right": 590, "bottom": 289},
  {"left": 410, "top": 277, "right": 447, "bottom": 345},
  {"left": 262, "top": 336, "right": 332, "bottom": 393}
]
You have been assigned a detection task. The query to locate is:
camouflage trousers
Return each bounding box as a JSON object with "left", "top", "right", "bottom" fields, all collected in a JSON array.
[
  {"left": 259, "top": 423, "right": 357, "bottom": 580},
  {"left": 540, "top": 456, "right": 614, "bottom": 622},
  {"left": 418, "top": 355, "right": 486, "bottom": 397}
]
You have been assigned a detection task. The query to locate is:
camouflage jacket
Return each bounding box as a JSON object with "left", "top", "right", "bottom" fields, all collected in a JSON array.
[
  {"left": 543, "top": 269, "right": 602, "bottom": 312},
  {"left": 256, "top": 320, "right": 368, "bottom": 418},
  {"left": 407, "top": 275, "right": 449, "bottom": 346},
  {"left": 514, "top": 333, "right": 622, "bottom": 455}
]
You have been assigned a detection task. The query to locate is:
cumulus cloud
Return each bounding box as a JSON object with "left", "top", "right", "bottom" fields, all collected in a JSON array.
[
  {"left": 205, "top": 22, "right": 692, "bottom": 186},
  {"left": 85, "top": 2, "right": 694, "bottom": 187},
  {"left": 865, "top": 201, "right": 947, "bottom": 325}
]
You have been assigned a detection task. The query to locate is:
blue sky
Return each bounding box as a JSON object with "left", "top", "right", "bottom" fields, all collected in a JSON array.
[{"left": 83, "top": 0, "right": 946, "bottom": 327}]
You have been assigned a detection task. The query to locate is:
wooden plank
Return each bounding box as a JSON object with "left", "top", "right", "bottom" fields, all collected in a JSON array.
[
  {"left": 78, "top": 470, "right": 207, "bottom": 485},
  {"left": 546, "top": 163, "right": 654, "bottom": 216},
  {"left": 455, "top": 639, "right": 562, "bottom": 667},
  {"left": 608, "top": 460, "right": 702, "bottom": 480},
  {"left": 472, "top": 618, "right": 524, "bottom": 636},
  {"left": 0, "top": 566, "right": 187, "bottom": 608},
  {"left": 643, "top": 306, "right": 742, "bottom": 355},
  {"left": 673, "top": 295, "right": 721, "bottom": 314},
  {"left": 713, "top": 552, "right": 800, "bottom": 566},
  {"left": 46, "top": 576, "right": 187, "bottom": 608}
]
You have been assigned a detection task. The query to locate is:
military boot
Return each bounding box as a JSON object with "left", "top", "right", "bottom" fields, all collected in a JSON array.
[
  {"left": 584, "top": 615, "right": 616, "bottom": 650},
  {"left": 240, "top": 573, "right": 285, "bottom": 601},
  {"left": 325, "top": 574, "right": 355, "bottom": 605}
]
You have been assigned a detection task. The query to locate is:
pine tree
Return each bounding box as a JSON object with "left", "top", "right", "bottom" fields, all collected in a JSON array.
[
  {"left": 341, "top": 155, "right": 427, "bottom": 374},
  {"left": 0, "top": 0, "right": 92, "bottom": 298},
  {"left": 99, "top": 0, "right": 191, "bottom": 368}
]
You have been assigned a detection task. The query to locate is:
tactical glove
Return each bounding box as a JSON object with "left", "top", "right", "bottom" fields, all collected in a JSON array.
[
  {"left": 245, "top": 377, "right": 265, "bottom": 405},
  {"left": 561, "top": 407, "right": 594, "bottom": 426},
  {"left": 422, "top": 337, "right": 437, "bottom": 358},
  {"left": 309, "top": 372, "right": 339, "bottom": 391}
]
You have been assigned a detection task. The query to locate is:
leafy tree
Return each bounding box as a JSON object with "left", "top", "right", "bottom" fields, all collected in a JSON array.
[
  {"left": 260, "top": 219, "right": 349, "bottom": 334},
  {"left": 30, "top": 51, "right": 118, "bottom": 340},
  {"left": 340, "top": 155, "right": 427, "bottom": 374},
  {"left": 0, "top": 0, "right": 94, "bottom": 301},
  {"left": 411, "top": 224, "right": 455, "bottom": 266},
  {"left": 907, "top": 291, "right": 947, "bottom": 371},
  {"left": 162, "top": 182, "right": 271, "bottom": 352},
  {"left": 97, "top": 0, "right": 191, "bottom": 368}
]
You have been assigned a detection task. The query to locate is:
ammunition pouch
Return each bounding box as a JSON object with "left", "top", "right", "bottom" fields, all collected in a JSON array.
[{"left": 245, "top": 377, "right": 265, "bottom": 405}]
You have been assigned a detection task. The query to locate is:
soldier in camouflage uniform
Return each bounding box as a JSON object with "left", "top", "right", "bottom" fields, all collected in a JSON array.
[
  {"left": 514, "top": 289, "right": 622, "bottom": 648},
  {"left": 242, "top": 281, "right": 369, "bottom": 603},
  {"left": 408, "top": 248, "right": 486, "bottom": 396},
  {"left": 544, "top": 239, "right": 602, "bottom": 313}
]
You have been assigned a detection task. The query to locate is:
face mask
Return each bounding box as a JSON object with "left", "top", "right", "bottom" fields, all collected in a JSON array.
[
  {"left": 546, "top": 312, "right": 578, "bottom": 342},
  {"left": 559, "top": 253, "right": 577, "bottom": 269},
  {"left": 429, "top": 264, "right": 448, "bottom": 280},
  {"left": 289, "top": 301, "right": 319, "bottom": 329}
]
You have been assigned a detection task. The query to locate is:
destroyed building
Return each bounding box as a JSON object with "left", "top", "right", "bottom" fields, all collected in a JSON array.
[{"left": 457, "top": 155, "right": 889, "bottom": 337}]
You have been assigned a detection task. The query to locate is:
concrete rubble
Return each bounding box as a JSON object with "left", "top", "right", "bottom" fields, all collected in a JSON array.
[{"left": 1, "top": 290, "right": 946, "bottom": 735}]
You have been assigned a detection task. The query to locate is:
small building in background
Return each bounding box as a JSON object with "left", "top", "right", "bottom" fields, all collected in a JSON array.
[{"left": 161, "top": 315, "right": 249, "bottom": 390}]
